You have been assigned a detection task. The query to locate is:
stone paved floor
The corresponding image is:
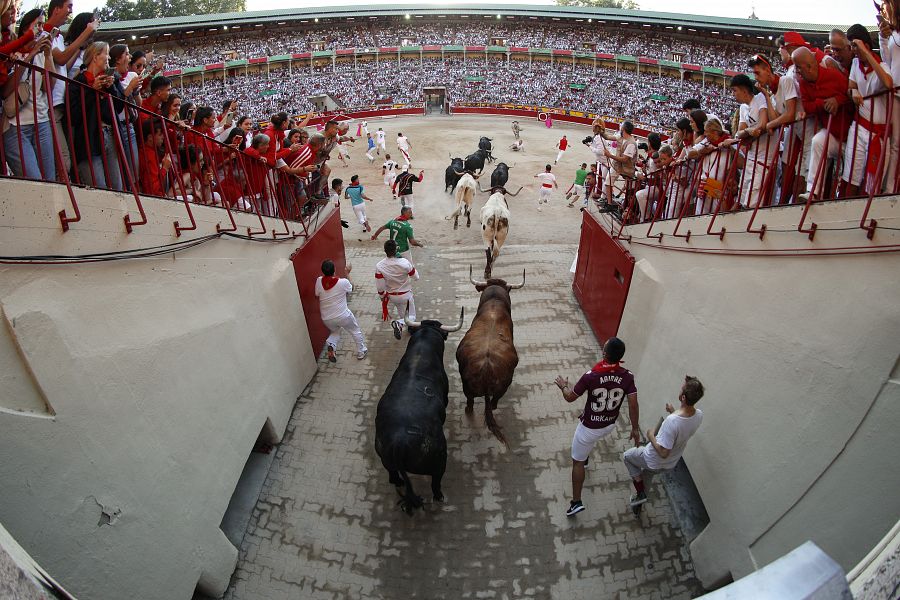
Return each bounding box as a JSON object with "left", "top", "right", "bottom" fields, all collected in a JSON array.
[{"left": 224, "top": 242, "right": 703, "bottom": 600}]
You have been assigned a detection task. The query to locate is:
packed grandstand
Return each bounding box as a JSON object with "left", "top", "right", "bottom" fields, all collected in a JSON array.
[{"left": 0, "top": 2, "right": 890, "bottom": 225}]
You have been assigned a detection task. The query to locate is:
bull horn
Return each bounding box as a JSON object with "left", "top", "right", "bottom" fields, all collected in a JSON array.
[
  {"left": 440, "top": 307, "right": 465, "bottom": 332},
  {"left": 509, "top": 269, "right": 526, "bottom": 289},
  {"left": 472, "top": 172, "right": 482, "bottom": 180},
  {"left": 404, "top": 301, "right": 422, "bottom": 328},
  {"left": 477, "top": 182, "right": 487, "bottom": 193},
  {"left": 469, "top": 265, "right": 487, "bottom": 287},
  {"left": 454, "top": 169, "right": 465, "bottom": 176},
  {"left": 507, "top": 186, "right": 523, "bottom": 197}
]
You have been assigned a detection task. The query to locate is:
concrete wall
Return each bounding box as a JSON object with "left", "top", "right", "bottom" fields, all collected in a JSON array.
[
  {"left": 0, "top": 180, "right": 328, "bottom": 599},
  {"left": 610, "top": 197, "right": 900, "bottom": 588}
]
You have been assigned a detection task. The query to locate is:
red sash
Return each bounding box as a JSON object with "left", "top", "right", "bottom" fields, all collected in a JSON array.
[
  {"left": 381, "top": 291, "right": 407, "bottom": 321},
  {"left": 857, "top": 113, "right": 889, "bottom": 179}
]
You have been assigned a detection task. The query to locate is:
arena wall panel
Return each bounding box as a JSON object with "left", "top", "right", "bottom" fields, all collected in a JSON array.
[
  {"left": 0, "top": 180, "right": 324, "bottom": 600},
  {"left": 586, "top": 199, "right": 900, "bottom": 588}
]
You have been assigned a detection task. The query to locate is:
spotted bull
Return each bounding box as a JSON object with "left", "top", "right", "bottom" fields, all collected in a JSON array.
[
  {"left": 455, "top": 267, "right": 525, "bottom": 446},
  {"left": 375, "top": 309, "right": 464, "bottom": 514}
]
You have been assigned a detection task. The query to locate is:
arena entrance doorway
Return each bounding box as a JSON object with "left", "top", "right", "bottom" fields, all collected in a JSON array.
[{"left": 423, "top": 86, "right": 447, "bottom": 114}]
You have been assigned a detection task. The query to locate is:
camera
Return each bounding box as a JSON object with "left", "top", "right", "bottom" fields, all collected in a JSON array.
[
  {"left": 581, "top": 135, "right": 593, "bottom": 145},
  {"left": 637, "top": 142, "right": 648, "bottom": 151}
]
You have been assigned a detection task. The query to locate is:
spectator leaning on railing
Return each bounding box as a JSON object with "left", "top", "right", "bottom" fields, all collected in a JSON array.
[
  {"left": 67, "top": 40, "right": 125, "bottom": 190},
  {"left": 3, "top": 8, "right": 55, "bottom": 181}
]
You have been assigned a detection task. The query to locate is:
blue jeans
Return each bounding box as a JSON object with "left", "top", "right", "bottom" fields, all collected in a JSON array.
[
  {"left": 3, "top": 121, "right": 56, "bottom": 181},
  {"left": 76, "top": 126, "right": 123, "bottom": 191},
  {"left": 117, "top": 120, "right": 139, "bottom": 189}
]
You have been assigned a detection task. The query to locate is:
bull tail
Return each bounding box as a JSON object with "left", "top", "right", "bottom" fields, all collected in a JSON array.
[{"left": 484, "top": 398, "right": 509, "bottom": 448}]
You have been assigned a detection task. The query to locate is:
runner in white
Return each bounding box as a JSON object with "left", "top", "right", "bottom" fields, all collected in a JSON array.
[
  {"left": 375, "top": 127, "right": 387, "bottom": 155},
  {"left": 375, "top": 239, "right": 418, "bottom": 340},
  {"left": 382, "top": 154, "right": 399, "bottom": 192},
  {"left": 362, "top": 120, "right": 369, "bottom": 136},
  {"left": 315, "top": 260, "right": 367, "bottom": 362},
  {"left": 533, "top": 164, "right": 558, "bottom": 212},
  {"left": 396, "top": 132, "right": 412, "bottom": 167}
]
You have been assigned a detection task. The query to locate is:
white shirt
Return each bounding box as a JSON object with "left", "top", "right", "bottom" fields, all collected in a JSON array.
[
  {"left": 362, "top": 121, "right": 369, "bottom": 132},
  {"left": 376, "top": 130, "right": 386, "bottom": 143},
  {"left": 315, "top": 277, "right": 353, "bottom": 321},
  {"left": 590, "top": 134, "right": 614, "bottom": 167},
  {"left": 773, "top": 75, "right": 798, "bottom": 116},
  {"left": 743, "top": 93, "right": 776, "bottom": 163},
  {"left": 644, "top": 409, "right": 703, "bottom": 470},
  {"left": 375, "top": 256, "right": 415, "bottom": 294},
  {"left": 879, "top": 31, "right": 900, "bottom": 98},
  {"left": 536, "top": 172, "right": 557, "bottom": 187},
  {"left": 397, "top": 135, "right": 410, "bottom": 150},
  {"left": 693, "top": 139, "right": 731, "bottom": 182},
  {"left": 50, "top": 32, "right": 67, "bottom": 107},
  {"left": 15, "top": 51, "right": 51, "bottom": 126},
  {"left": 850, "top": 57, "right": 889, "bottom": 124},
  {"left": 383, "top": 159, "right": 397, "bottom": 173}
]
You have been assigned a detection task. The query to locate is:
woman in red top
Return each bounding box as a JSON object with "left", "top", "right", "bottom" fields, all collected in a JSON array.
[
  {"left": 216, "top": 127, "right": 248, "bottom": 208},
  {"left": 138, "top": 119, "right": 172, "bottom": 197}
]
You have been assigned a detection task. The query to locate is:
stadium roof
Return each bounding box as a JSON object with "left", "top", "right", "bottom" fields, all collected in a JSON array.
[{"left": 98, "top": 4, "right": 852, "bottom": 37}]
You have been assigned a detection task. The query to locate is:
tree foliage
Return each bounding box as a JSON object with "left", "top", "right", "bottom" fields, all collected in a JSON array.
[
  {"left": 99, "top": 0, "right": 247, "bottom": 22},
  {"left": 556, "top": 0, "right": 640, "bottom": 9}
]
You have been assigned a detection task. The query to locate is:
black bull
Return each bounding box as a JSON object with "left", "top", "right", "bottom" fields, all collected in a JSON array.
[
  {"left": 374, "top": 310, "right": 464, "bottom": 514},
  {"left": 478, "top": 136, "right": 495, "bottom": 163},
  {"left": 445, "top": 157, "right": 464, "bottom": 192},
  {"left": 458, "top": 149, "right": 490, "bottom": 176},
  {"left": 455, "top": 268, "right": 525, "bottom": 446}
]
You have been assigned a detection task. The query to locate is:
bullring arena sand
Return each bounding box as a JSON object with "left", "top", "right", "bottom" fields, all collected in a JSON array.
[{"left": 222, "top": 115, "right": 703, "bottom": 600}]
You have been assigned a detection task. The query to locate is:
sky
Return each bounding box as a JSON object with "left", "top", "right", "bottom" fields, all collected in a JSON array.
[{"left": 238, "top": 0, "right": 874, "bottom": 27}]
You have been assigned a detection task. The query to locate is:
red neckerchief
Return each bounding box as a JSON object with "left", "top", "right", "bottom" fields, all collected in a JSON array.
[
  {"left": 707, "top": 135, "right": 731, "bottom": 148},
  {"left": 591, "top": 359, "right": 621, "bottom": 373},
  {"left": 860, "top": 53, "right": 882, "bottom": 76},
  {"left": 83, "top": 70, "right": 96, "bottom": 85},
  {"left": 769, "top": 75, "right": 780, "bottom": 94},
  {"left": 321, "top": 276, "right": 338, "bottom": 290},
  {"left": 396, "top": 214, "right": 411, "bottom": 221}
]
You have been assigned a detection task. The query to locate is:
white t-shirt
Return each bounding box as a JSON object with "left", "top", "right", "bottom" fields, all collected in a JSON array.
[
  {"left": 850, "top": 57, "right": 889, "bottom": 123},
  {"left": 375, "top": 256, "right": 415, "bottom": 294},
  {"left": 50, "top": 32, "right": 67, "bottom": 107},
  {"left": 376, "top": 130, "right": 386, "bottom": 144},
  {"left": 773, "top": 75, "right": 799, "bottom": 116},
  {"left": 743, "top": 93, "right": 776, "bottom": 164},
  {"left": 315, "top": 277, "right": 352, "bottom": 321},
  {"left": 644, "top": 409, "right": 703, "bottom": 470},
  {"left": 397, "top": 135, "right": 410, "bottom": 150},
  {"left": 383, "top": 159, "right": 397, "bottom": 173},
  {"left": 879, "top": 32, "right": 900, "bottom": 98},
  {"left": 591, "top": 134, "right": 613, "bottom": 167},
  {"left": 536, "top": 172, "right": 557, "bottom": 187},
  {"left": 15, "top": 52, "right": 51, "bottom": 126}
]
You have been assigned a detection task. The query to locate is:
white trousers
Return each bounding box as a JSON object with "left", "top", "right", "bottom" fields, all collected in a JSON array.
[
  {"left": 398, "top": 193, "right": 413, "bottom": 209},
  {"left": 538, "top": 187, "right": 552, "bottom": 205},
  {"left": 399, "top": 249, "right": 419, "bottom": 277},
  {"left": 739, "top": 161, "right": 769, "bottom": 208},
  {"left": 885, "top": 101, "right": 900, "bottom": 193},
  {"left": 399, "top": 148, "right": 410, "bottom": 165},
  {"left": 385, "top": 291, "right": 416, "bottom": 323},
  {"left": 807, "top": 129, "right": 840, "bottom": 196},
  {"left": 384, "top": 172, "right": 396, "bottom": 186},
  {"left": 556, "top": 149, "right": 566, "bottom": 163},
  {"left": 323, "top": 311, "right": 366, "bottom": 353},
  {"left": 842, "top": 121, "right": 877, "bottom": 188},
  {"left": 352, "top": 203, "right": 368, "bottom": 225}
]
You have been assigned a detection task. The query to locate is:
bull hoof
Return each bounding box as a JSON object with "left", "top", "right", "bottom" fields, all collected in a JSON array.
[
  {"left": 491, "top": 398, "right": 499, "bottom": 410},
  {"left": 466, "top": 222, "right": 472, "bottom": 228},
  {"left": 453, "top": 223, "right": 459, "bottom": 231},
  {"left": 398, "top": 496, "right": 424, "bottom": 515},
  {"left": 433, "top": 492, "right": 445, "bottom": 503}
]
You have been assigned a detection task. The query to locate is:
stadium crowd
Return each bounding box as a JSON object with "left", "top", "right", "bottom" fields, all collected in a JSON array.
[
  {"left": 162, "top": 22, "right": 758, "bottom": 72},
  {"left": 1, "top": 0, "right": 897, "bottom": 221},
  {"left": 173, "top": 59, "right": 737, "bottom": 129}
]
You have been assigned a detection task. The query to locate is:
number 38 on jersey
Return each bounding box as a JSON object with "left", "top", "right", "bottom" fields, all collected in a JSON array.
[{"left": 591, "top": 387, "right": 625, "bottom": 413}]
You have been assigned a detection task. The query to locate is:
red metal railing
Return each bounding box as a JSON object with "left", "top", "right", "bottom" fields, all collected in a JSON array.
[
  {"left": 0, "top": 51, "right": 327, "bottom": 237},
  {"left": 594, "top": 87, "right": 896, "bottom": 243}
]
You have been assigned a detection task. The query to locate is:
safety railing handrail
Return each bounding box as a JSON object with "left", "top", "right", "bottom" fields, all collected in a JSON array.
[
  {"left": 1, "top": 50, "right": 324, "bottom": 237},
  {"left": 610, "top": 85, "right": 897, "bottom": 243}
]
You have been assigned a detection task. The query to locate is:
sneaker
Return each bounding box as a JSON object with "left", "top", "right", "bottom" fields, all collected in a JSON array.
[
  {"left": 391, "top": 321, "right": 403, "bottom": 340},
  {"left": 537, "top": 206, "right": 542, "bottom": 212},
  {"left": 629, "top": 492, "right": 647, "bottom": 507},
  {"left": 327, "top": 345, "right": 337, "bottom": 363},
  {"left": 357, "top": 350, "right": 368, "bottom": 360},
  {"left": 566, "top": 500, "right": 585, "bottom": 517}
]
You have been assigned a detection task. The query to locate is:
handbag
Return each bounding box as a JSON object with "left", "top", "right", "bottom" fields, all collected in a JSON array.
[{"left": 3, "top": 79, "right": 31, "bottom": 120}]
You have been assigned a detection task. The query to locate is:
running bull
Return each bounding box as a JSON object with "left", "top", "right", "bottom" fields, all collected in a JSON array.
[
  {"left": 445, "top": 157, "right": 464, "bottom": 192},
  {"left": 476, "top": 163, "right": 522, "bottom": 278},
  {"left": 374, "top": 308, "right": 464, "bottom": 514},
  {"left": 455, "top": 266, "right": 525, "bottom": 447},
  {"left": 478, "top": 136, "right": 495, "bottom": 163}
]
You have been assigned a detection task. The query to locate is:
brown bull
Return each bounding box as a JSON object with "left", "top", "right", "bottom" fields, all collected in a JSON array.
[{"left": 455, "top": 266, "right": 525, "bottom": 446}]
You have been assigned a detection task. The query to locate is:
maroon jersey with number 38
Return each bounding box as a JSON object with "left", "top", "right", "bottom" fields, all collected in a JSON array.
[{"left": 572, "top": 365, "right": 636, "bottom": 429}]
